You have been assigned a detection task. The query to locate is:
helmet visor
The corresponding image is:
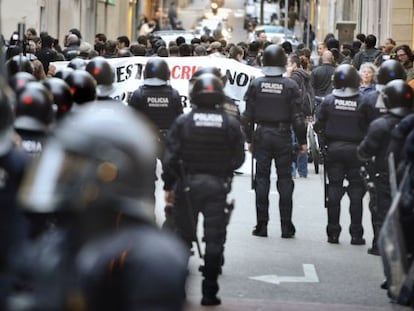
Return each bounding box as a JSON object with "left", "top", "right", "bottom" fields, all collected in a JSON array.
[
  {"left": 19, "top": 142, "right": 101, "bottom": 213},
  {"left": 0, "top": 129, "right": 14, "bottom": 156}
]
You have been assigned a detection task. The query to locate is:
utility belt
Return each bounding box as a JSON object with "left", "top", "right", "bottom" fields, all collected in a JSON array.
[
  {"left": 184, "top": 168, "right": 232, "bottom": 179},
  {"left": 257, "top": 121, "right": 291, "bottom": 131}
]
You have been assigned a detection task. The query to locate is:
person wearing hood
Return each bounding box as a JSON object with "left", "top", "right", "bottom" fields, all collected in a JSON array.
[
  {"left": 357, "top": 80, "right": 414, "bottom": 256},
  {"left": 286, "top": 53, "right": 314, "bottom": 178}
]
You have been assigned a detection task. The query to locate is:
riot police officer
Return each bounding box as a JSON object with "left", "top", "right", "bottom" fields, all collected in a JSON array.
[
  {"left": 128, "top": 57, "right": 183, "bottom": 158},
  {"left": 5, "top": 55, "right": 34, "bottom": 79},
  {"left": 357, "top": 59, "right": 407, "bottom": 255},
  {"left": 162, "top": 73, "right": 245, "bottom": 305},
  {"left": 0, "top": 81, "right": 29, "bottom": 307},
  {"left": 357, "top": 79, "right": 414, "bottom": 255},
  {"left": 242, "top": 44, "right": 307, "bottom": 238},
  {"left": 64, "top": 70, "right": 97, "bottom": 109},
  {"left": 8, "top": 72, "right": 35, "bottom": 94},
  {"left": 13, "top": 82, "right": 55, "bottom": 239},
  {"left": 377, "top": 122, "right": 414, "bottom": 306},
  {"left": 14, "top": 82, "right": 54, "bottom": 158},
  {"left": 67, "top": 57, "right": 87, "bottom": 70},
  {"left": 315, "top": 64, "right": 367, "bottom": 244},
  {"left": 387, "top": 113, "right": 414, "bottom": 170},
  {"left": 14, "top": 101, "right": 189, "bottom": 311},
  {"left": 85, "top": 56, "right": 116, "bottom": 100},
  {"left": 43, "top": 77, "right": 74, "bottom": 121}
]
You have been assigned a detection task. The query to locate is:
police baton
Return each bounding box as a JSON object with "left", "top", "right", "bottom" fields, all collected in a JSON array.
[
  {"left": 250, "top": 143, "right": 255, "bottom": 190},
  {"left": 388, "top": 152, "right": 398, "bottom": 199},
  {"left": 360, "top": 162, "right": 375, "bottom": 191},
  {"left": 250, "top": 115, "right": 256, "bottom": 190},
  {"left": 178, "top": 160, "right": 203, "bottom": 259},
  {"left": 322, "top": 145, "right": 329, "bottom": 209}
]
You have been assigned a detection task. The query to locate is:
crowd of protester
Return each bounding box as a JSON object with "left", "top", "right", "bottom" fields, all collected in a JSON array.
[{"left": 1, "top": 13, "right": 414, "bottom": 307}]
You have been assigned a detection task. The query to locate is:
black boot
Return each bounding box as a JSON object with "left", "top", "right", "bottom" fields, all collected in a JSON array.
[
  {"left": 281, "top": 221, "right": 295, "bottom": 238},
  {"left": 252, "top": 221, "right": 267, "bottom": 237},
  {"left": 368, "top": 225, "right": 380, "bottom": 255},
  {"left": 201, "top": 279, "right": 221, "bottom": 306},
  {"left": 367, "top": 242, "right": 380, "bottom": 255},
  {"left": 327, "top": 224, "right": 341, "bottom": 244},
  {"left": 351, "top": 236, "right": 366, "bottom": 245}
]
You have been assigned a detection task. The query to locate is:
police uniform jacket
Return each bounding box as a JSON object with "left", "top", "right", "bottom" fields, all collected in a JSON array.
[
  {"left": 387, "top": 113, "right": 414, "bottom": 165},
  {"left": 315, "top": 93, "right": 366, "bottom": 144},
  {"left": 358, "top": 88, "right": 388, "bottom": 124},
  {"left": 242, "top": 75, "right": 306, "bottom": 144},
  {"left": 16, "top": 129, "right": 46, "bottom": 158},
  {"left": 162, "top": 107, "right": 245, "bottom": 191},
  {"left": 128, "top": 84, "right": 183, "bottom": 132},
  {"left": 0, "top": 147, "right": 28, "bottom": 263},
  {"left": 358, "top": 112, "right": 409, "bottom": 174}
]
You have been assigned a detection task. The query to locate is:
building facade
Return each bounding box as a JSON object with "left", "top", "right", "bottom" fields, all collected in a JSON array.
[
  {"left": 0, "top": 0, "right": 160, "bottom": 45},
  {"left": 316, "top": 0, "right": 414, "bottom": 47},
  {"left": 1, "top": 0, "right": 414, "bottom": 49}
]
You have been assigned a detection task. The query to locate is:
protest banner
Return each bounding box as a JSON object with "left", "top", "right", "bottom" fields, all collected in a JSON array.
[{"left": 53, "top": 56, "right": 263, "bottom": 112}]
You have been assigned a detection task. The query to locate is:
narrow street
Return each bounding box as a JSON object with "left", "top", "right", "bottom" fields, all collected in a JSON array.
[{"left": 155, "top": 161, "right": 408, "bottom": 310}]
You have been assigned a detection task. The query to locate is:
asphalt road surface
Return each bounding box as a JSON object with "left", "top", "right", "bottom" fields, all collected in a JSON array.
[{"left": 154, "top": 156, "right": 409, "bottom": 311}]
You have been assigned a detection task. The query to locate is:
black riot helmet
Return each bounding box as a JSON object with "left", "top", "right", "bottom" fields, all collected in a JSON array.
[
  {"left": 14, "top": 82, "right": 54, "bottom": 132},
  {"left": 143, "top": 57, "right": 170, "bottom": 86},
  {"left": 262, "top": 44, "right": 287, "bottom": 76},
  {"left": 377, "top": 59, "right": 406, "bottom": 85},
  {"left": 0, "top": 80, "right": 15, "bottom": 156},
  {"left": 43, "top": 78, "right": 74, "bottom": 120},
  {"left": 9, "top": 71, "right": 36, "bottom": 93},
  {"left": 64, "top": 70, "right": 97, "bottom": 105},
  {"left": 54, "top": 67, "right": 74, "bottom": 81},
  {"left": 189, "top": 73, "right": 224, "bottom": 108},
  {"left": 382, "top": 79, "right": 414, "bottom": 116},
  {"left": 67, "top": 58, "right": 87, "bottom": 70},
  {"left": 18, "top": 101, "right": 158, "bottom": 223},
  {"left": 332, "top": 64, "right": 361, "bottom": 97},
  {"left": 190, "top": 67, "right": 226, "bottom": 84},
  {"left": 6, "top": 55, "right": 34, "bottom": 78},
  {"left": 189, "top": 67, "right": 226, "bottom": 95},
  {"left": 85, "top": 56, "right": 115, "bottom": 98}
]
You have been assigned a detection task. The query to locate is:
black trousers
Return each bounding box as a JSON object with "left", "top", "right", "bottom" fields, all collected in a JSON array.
[
  {"left": 253, "top": 126, "right": 294, "bottom": 229},
  {"left": 326, "top": 141, "right": 366, "bottom": 238},
  {"left": 371, "top": 173, "right": 392, "bottom": 245},
  {"left": 174, "top": 174, "right": 230, "bottom": 282}
]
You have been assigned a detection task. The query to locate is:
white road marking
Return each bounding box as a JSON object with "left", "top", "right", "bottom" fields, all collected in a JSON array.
[{"left": 250, "top": 264, "right": 319, "bottom": 285}]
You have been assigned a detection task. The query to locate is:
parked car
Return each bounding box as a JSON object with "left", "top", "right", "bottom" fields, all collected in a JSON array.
[{"left": 254, "top": 24, "right": 300, "bottom": 47}]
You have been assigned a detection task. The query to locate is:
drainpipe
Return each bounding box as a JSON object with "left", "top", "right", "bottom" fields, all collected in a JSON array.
[
  {"left": 57, "top": 0, "right": 61, "bottom": 40},
  {"left": 284, "top": 0, "right": 288, "bottom": 29},
  {"left": 358, "top": 0, "right": 362, "bottom": 33},
  {"left": 378, "top": 0, "right": 381, "bottom": 41}
]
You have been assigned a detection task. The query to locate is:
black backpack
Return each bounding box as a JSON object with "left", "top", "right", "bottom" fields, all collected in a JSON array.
[
  {"left": 361, "top": 49, "right": 382, "bottom": 64},
  {"left": 300, "top": 77, "right": 315, "bottom": 116}
]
